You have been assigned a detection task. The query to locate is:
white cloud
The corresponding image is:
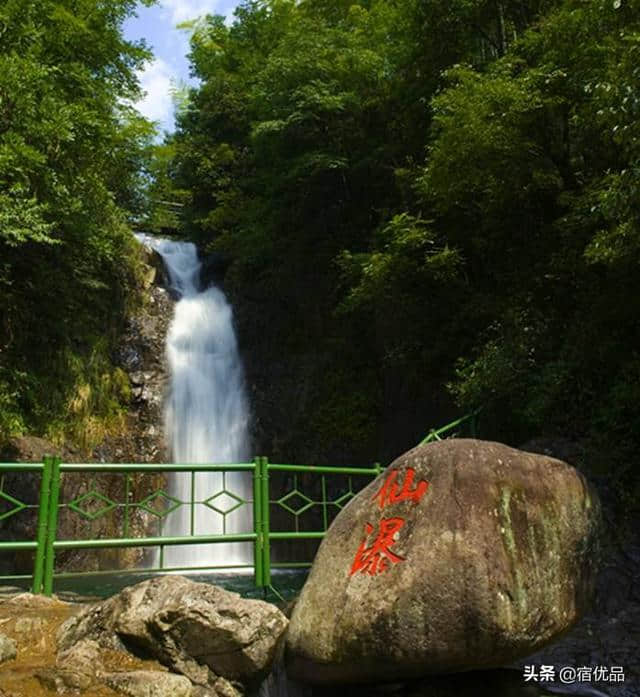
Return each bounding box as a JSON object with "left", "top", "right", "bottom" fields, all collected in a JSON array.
[
  {"left": 124, "top": 1, "right": 240, "bottom": 134},
  {"left": 136, "top": 57, "right": 175, "bottom": 129},
  {"left": 161, "top": 0, "right": 225, "bottom": 25}
]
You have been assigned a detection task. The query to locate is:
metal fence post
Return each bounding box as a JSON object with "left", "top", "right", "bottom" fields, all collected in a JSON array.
[
  {"left": 32, "top": 456, "right": 53, "bottom": 594},
  {"left": 321, "top": 475, "right": 328, "bottom": 531},
  {"left": 253, "top": 457, "right": 263, "bottom": 589},
  {"left": 43, "top": 456, "right": 62, "bottom": 596},
  {"left": 260, "top": 456, "right": 271, "bottom": 589}
]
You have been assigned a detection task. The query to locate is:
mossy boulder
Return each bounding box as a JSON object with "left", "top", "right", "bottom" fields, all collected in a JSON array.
[{"left": 286, "top": 439, "right": 601, "bottom": 684}]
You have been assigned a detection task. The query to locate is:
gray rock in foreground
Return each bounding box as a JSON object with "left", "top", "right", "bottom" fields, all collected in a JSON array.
[
  {"left": 286, "top": 439, "right": 601, "bottom": 684},
  {"left": 57, "top": 575, "right": 287, "bottom": 690}
]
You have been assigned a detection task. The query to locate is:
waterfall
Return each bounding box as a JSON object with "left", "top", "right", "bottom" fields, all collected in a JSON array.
[{"left": 137, "top": 234, "right": 252, "bottom": 569}]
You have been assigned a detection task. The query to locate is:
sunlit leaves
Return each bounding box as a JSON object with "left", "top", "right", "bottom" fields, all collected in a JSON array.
[
  {"left": 0, "top": 0, "right": 156, "bottom": 441},
  {"left": 0, "top": 187, "right": 55, "bottom": 247}
]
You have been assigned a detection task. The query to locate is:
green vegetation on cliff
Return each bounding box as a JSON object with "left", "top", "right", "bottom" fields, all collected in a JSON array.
[
  {"left": 163, "top": 0, "right": 640, "bottom": 494},
  {"left": 0, "top": 0, "right": 154, "bottom": 448}
]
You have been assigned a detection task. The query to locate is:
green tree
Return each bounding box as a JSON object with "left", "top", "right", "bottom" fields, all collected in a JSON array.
[
  {"left": 167, "top": 0, "right": 640, "bottom": 501},
  {"left": 421, "top": 0, "right": 640, "bottom": 499},
  {"left": 0, "top": 0, "right": 156, "bottom": 445}
]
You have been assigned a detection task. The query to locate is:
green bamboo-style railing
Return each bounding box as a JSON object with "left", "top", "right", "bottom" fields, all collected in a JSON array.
[
  {"left": 0, "top": 457, "right": 381, "bottom": 597},
  {"left": 0, "top": 412, "right": 478, "bottom": 597}
]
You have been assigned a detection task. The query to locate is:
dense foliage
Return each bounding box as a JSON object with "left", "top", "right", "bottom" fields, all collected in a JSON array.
[
  {"left": 0, "top": 0, "right": 154, "bottom": 447},
  {"left": 166, "top": 0, "right": 640, "bottom": 502}
]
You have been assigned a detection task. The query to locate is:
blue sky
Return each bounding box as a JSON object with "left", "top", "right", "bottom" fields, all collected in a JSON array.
[{"left": 124, "top": 0, "right": 241, "bottom": 135}]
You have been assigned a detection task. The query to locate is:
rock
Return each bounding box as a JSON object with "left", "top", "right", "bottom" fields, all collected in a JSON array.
[
  {"left": 58, "top": 576, "right": 288, "bottom": 689},
  {"left": 14, "top": 615, "right": 47, "bottom": 649},
  {"left": 286, "top": 439, "right": 601, "bottom": 684},
  {"left": 35, "top": 670, "right": 60, "bottom": 692},
  {"left": 138, "top": 241, "right": 169, "bottom": 289},
  {"left": 54, "top": 639, "right": 103, "bottom": 690},
  {"left": 36, "top": 640, "right": 104, "bottom": 693},
  {"left": 103, "top": 273, "right": 173, "bottom": 468},
  {"left": 192, "top": 677, "right": 244, "bottom": 697},
  {"left": 0, "top": 633, "right": 16, "bottom": 663},
  {"left": 0, "top": 429, "right": 164, "bottom": 575},
  {"left": 105, "top": 670, "right": 193, "bottom": 697},
  {"left": 37, "top": 666, "right": 93, "bottom": 694},
  {"left": 130, "top": 371, "right": 146, "bottom": 386},
  {"left": 2, "top": 592, "right": 69, "bottom": 610},
  {"left": 0, "top": 435, "right": 67, "bottom": 463},
  {"left": 5, "top": 593, "right": 67, "bottom": 654},
  {"left": 115, "top": 343, "right": 143, "bottom": 372},
  {"left": 141, "top": 265, "right": 157, "bottom": 289}
]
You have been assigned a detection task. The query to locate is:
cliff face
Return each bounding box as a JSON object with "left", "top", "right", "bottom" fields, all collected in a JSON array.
[
  {"left": 0, "top": 244, "right": 173, "bottom": 574},
  {"left": 96, "top": 245, "right": 173, "bottom": 465}
]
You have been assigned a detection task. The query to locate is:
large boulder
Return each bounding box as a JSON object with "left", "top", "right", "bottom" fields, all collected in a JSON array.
[
  {"left": 286, "top": 439, "right": 601, "bottom": 684},
  {"left": 57, "top": 576, "right": 288, "bottom": 690}
]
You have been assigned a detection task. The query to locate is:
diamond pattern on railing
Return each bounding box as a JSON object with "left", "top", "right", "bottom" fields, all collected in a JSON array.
[
  {"left": 138, "top": 490, "right": 181, "bottom": 518},
  {"left": 0, "top": 491, "right": 27, "bottom": 521},
  {"left": 277, "top": 490, "right": 314, "bottom": 515},
  {"left": 332, "top": 491, "right": 354, "bottom": 509},
  {"left": 204, "top": 490, "right": 245, "bottom": 515},
  {"left": 68, "top": 491, "right": 117, "bottom": 520}
]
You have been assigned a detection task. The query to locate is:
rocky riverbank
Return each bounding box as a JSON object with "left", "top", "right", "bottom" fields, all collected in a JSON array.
[{"left": 0, "top": 576, "right": 288, "bottom": 697}]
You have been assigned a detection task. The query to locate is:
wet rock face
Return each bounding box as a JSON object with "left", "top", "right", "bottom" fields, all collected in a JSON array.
[
  {"left": 286, "top": 439, "right": 602, "bottom": 684},
  {"left": 58, "top": 576, "right": 288, "bottom": 692},
  {"left": 60, "top": 241, "right": 173, "bottom": 571},
  {"left": 103, "top": 278, "right": 174, "bottom": 465}
]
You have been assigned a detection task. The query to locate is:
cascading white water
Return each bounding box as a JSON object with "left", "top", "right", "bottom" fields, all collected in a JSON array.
[{"left": 137, "top": 234, "right": 252, "bottom": 568}]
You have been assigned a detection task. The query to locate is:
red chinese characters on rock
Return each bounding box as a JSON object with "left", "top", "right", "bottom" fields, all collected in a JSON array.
[
  {"left": 349, "top": 517, "right": 405, "bottom": 576},
  {"left": 373, "top": 467, "right": 429, "bottom": 509},
  {"left": 349, "top": 467, "right": 430, "bottom": 577}
]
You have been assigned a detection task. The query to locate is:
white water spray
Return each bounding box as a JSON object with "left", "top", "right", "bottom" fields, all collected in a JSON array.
[{"left": 137, "top": 235, "right": 252, "bottom": 568}]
